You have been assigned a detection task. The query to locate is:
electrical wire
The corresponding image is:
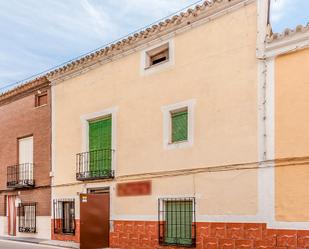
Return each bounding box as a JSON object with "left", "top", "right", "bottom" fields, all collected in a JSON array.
[{"left": 0, "top": 0, "right": 205, "bottom": 93}]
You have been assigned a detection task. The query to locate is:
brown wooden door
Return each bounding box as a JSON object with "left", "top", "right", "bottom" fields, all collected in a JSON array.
[
  {"left": 7, "top": 195, "right": 17, "bottom": 236},
  {"left": 80, "top": 193, "right": 110, "bottom": 249}
]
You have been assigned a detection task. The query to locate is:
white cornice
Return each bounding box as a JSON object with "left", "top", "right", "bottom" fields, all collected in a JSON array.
[{"left": 265, "top": 31, "right": 309, "bottom": 58}]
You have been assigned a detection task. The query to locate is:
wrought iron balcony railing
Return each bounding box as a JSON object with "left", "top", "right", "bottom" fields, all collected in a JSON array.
[
  {"left": 7, "top": 163, "right": 35, "bottom": 188},
  {"left": 76, "top": 149, "right": 114, "bottom": 181}
]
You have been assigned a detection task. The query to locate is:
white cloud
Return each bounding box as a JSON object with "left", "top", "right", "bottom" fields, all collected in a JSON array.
[
  {"left": 270, "top": 0, "right": 298, "bottom": 24},
  {"left": 0, "top": 0, "right": 202, "bottom": 90},
  {"left": 80, "top": 0, "right": 113, "bottom": 38}
]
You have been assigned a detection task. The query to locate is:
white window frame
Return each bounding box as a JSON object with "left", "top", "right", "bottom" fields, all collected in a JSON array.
[
  {"left": 140, "top": 39, "right": 175, "bottom": 76},
  {"left": 80, "top": 107, "right": 118, "bottom": 173},
  {"left": 161, "top": 99, "right": 196, "bottom": 150}
]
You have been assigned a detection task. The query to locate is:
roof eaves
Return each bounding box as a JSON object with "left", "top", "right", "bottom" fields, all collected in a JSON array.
[
  {"left": 46, "top": 0, "right": 247, "bottom": 81},
  {"left": 0, "top": 76, "right": 50, "bottom": 105},
  {"left": 265, "top": 23, "right": 309, "bottom": 58},
  {"left": 267, "top": 23, "right": 309, "bottom": 43}
]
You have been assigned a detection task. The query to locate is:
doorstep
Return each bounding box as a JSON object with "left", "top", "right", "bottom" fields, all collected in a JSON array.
[
  {"left": 0, "top": 235, "right": 45, "bottom": 244},
  {"left": 40, "top": 240, "right": 117, "bottom": 249},
  {"left": 40, "top": 239, "right": 79, "bottom": 248}
]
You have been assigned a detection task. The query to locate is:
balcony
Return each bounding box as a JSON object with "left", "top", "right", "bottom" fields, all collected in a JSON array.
[
  {"left": 76, "top": 149, "right": 114, "bottom": 181},
  {"left": 7, "top": 163, "right": 35, "bottom": 188}
]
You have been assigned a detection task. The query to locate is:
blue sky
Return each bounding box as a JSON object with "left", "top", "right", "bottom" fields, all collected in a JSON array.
[{"left": 0, "top": 0, "right": 308, "bottom": 92}]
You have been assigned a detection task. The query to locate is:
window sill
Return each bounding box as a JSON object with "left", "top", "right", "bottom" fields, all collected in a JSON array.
[
  {"left": 169, "top": 139, "right": 188, "bottom": 145},
  {"left": 159, "top": 242, "right": 196, "bottom": 248},
  {"left": 35, "top": 104, "right": 48, "bottom": 109},
  {"left": 54, "top": 231, "right": 75, "bottom": 236},
  {"left": 165, "top": 140, "right": 192, "bottom": 150},
  {"left": 144, "top": 59, "right": 169, "bottom": 70}
]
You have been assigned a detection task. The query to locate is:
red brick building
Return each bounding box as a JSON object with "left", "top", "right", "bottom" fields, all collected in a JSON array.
[{"left": 0, "top": 77, "right": 51, "bottom": 239}]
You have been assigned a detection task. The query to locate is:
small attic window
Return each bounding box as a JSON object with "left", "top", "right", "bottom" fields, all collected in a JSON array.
[
  {"left": 35, "top": 91, "right": 47, "bottom": 107},
  {"left": 146, "top": 43, "right": 169, "bottom": 68}
]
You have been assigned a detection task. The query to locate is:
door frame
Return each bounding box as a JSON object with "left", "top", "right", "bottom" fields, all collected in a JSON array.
[{"left": 87, "top": 187, "right": 110, "bottom": 194}]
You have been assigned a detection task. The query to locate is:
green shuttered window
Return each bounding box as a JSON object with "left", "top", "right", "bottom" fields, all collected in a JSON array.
[
  {"left": 89, "top": 117, "right": 112, "bottom": 150},
  {"left": 171, "top": 110, "right": 188, "bottom": 143},
  {"left": 88, "top": 116, "right": 112, "bottom": 175}
]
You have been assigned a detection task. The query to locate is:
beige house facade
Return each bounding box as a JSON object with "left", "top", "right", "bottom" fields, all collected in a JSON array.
[
  {"left": 265, "top": 24, "right": 309, "bottom": 224},
  {"left": 44, "top": 0, "right": 309, "bottom": 248}
]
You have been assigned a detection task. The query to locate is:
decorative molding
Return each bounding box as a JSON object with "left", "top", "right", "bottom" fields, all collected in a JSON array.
[
  {"left": 47, "top": 0, "right": 255, "bottom": 84},
  {"left": 161, "top": 99, "right": 196, "bottom": 150},
  {"left": 140, "top": 38, "right": 175, "bottom": 76},
  {"left": 265, "top": 28, "right": 309, "bottom": 57},
  {"left": 0, "top": 77, "right": 50, "bottom": 106}
]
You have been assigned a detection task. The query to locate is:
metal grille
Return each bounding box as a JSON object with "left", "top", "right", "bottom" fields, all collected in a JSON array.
[
  {"left": 158, "top": 197, "right": 196, "bottom": 247},
  {"left": 18, "top": 202, "right": 36, "bottom": 233},
  {"left": 7, "top": 163, "right": 35, "bottom": 188},
  {"left": 76, "top": 149, "right": 114, "bottom": 181},
  {"left": 53, "top": 199, "right": 75, "bottom": 235}
]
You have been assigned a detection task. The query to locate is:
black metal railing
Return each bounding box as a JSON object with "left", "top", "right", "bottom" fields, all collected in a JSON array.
[
  {"left": 53, "top": 199, "right": 76, "bottom": 235},
  {"left": 7, "top": 163, "right": 35, "bottom": 188},
  {"left": 158, "top": 197, "right": 196, "bottom": 247},
  {"left": 18, "top": 202, "right": 36, "bottom": 233},
  {"left": 76, "top": 149, "right": 114, "bottom": 181}
]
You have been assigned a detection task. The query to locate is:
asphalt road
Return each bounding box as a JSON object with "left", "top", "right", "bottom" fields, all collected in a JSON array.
[{"left": 0, "top": 240, "right": 69, "bottom": 249}]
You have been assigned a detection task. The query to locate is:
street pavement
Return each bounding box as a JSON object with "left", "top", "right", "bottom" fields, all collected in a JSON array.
[{"left": 0, "top": 240, "right": 70, "bottom": 249}]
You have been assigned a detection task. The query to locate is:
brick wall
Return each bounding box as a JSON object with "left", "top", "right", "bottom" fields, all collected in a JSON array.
[
  {"left": 0, "top": 85, "right": 51, "bottom": 216},
  {"left": 0, "top": 188, "right": 51, "bottom": 216},
  {"left": 110, "top": 221, "right": 309, "bottom": 249}
]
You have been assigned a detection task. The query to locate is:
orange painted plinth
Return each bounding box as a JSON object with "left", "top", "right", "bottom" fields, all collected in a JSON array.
[
  {"left": 109, "top": 221, "right": 309, "bottom": 249},
  {"left": 51, "top": 219, "right": 80, "bottom": 243}
]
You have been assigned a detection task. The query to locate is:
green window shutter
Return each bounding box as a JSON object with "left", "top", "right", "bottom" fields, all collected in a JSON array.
[
  {"left": 89, "top": 117, "right": 112, "bottom": 150},
  {"left": 165, "top": 201, "right": 192, "bottom": 246},
  {"left": 88, "top": 117, "right": 112, "bottom": 174},
  {"left": 171, "top": 110, "right": 188, "bottom": 143}
]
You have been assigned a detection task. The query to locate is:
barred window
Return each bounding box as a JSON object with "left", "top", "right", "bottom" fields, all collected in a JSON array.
[
  {"left": 158, "top": 198, "right": 196, "bottom": 247},
  {"left": 53, "top": 199, "right": 75, "bottom": 235},
  {"left": 18, "top": 202, "right": 36, "bottom": 233}
]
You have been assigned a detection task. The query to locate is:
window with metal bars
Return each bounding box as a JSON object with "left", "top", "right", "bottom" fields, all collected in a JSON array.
[
  {"left": 158, "top": 197, "right": 196, "bottom": 247},
  {"left": 53, "top": 199, "right": 75, "bottom": 235},
  {"left": 18, "top": 202, "right": 36, "bottom": 233}
]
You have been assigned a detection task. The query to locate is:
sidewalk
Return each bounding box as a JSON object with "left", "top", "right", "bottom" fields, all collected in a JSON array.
[{"left": 0, "top": 236, "right": 79, "bottom": 248}]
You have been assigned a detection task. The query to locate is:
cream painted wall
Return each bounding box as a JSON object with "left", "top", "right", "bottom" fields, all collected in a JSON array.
[
  {"left": 114, "top": 170, "right": 258, "bottom": 216},
  {"left": 0, "top": 216, "right": 51, "bottom": 239},
  {"left": 52, "top": 168, "right": 258, "bottom": 218},
  {"left": 0, "top": 216, "right": 7, "bottom": 236},
  {"left": 275, "top": 48, "right": 309, "bottom": 158},
  {"left": 275, "top": 48, "right": 309, "bottom": 221},
  {"left": 52, "top": 2, "right": 259, "bottom": 216}
]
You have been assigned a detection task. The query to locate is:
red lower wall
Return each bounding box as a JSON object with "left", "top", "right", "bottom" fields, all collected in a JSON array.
[
  {"left": 110, "top": 221, "right": 309, "bottom": 249},
  {"left": 51, "top": 219, "right": 80, "bottom": 243},
  {"left": 50, "top": 219, "right": 309, "bottom": 249}
]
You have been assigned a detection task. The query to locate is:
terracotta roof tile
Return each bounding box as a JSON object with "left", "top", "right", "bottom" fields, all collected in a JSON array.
[
  {"left": 1, "top": 0, "right": 245, "bottom": 95},
  {"left": 267, "top": 23, "right": 309, "bottom": 43},
  {"left": 0, "top": 76, "right": 50, "bottom": 105},
  {"left": 46, "top": 0, "right": 244, "bottom": 79}
]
